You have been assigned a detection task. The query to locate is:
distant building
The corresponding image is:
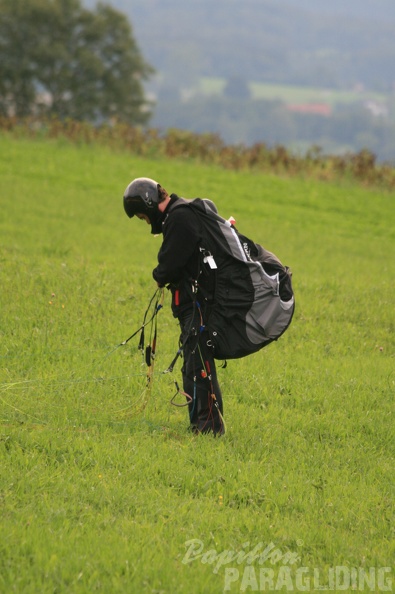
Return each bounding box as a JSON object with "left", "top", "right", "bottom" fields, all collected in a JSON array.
[
  {"left": 286, "top": 103, "right": 332, "bottom": 116},
  {"left": 364, "top": 100, "right": 388, "bottom": 118}
]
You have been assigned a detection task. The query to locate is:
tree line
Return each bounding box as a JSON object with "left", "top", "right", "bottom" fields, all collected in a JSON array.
[{"left": 0, "top": 0, "right": 153, "bottom": 123}]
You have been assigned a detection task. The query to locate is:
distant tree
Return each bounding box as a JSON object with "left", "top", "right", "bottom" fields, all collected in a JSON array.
[
  {"left": 0, "top": 0, "right": 154, "bottom": 123},
  {"left": 223, "top": 76, "right": 251, "bottom": 100}
]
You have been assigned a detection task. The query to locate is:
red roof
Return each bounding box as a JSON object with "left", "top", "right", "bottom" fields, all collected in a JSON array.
[{"left": 286, "top": 103, "right": 332, "bottom": 116}]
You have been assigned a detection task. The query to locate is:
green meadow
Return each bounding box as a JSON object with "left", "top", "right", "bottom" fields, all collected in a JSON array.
[
  {"left": 198, "top": 77, "right": 387, "bottom": 106},
  {"left": 0, "top": 135, "right": 394, "bottom": 594}
]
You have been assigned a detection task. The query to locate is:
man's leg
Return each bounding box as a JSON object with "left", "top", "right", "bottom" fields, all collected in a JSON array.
[{"left": 180, "top": 310, "right": 224, "bottom": 435}]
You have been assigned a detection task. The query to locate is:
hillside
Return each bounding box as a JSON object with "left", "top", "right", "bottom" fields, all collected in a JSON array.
[
  {"left": 84, "top": 0, "right": 395, "bottom": 91},
  {"left": 80, "top": 0, "right": 395, "bottom": 162}
]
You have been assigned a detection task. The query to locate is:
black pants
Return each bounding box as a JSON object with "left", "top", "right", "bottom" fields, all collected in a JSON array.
[{"left": 179, "top": 308, "right": 224, "bottom": 435}]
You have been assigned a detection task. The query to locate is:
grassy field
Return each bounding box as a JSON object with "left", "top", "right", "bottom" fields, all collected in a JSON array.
[
  {"left": 198, "top": 77, "right": 387, "bottom": 107},
  {"left": 0, "top": 135, "right": 394, "bottom": 593}
]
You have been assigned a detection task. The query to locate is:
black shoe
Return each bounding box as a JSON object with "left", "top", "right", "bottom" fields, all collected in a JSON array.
[{"left": 188, "top": 422, "right": 225, "bottom": 437}]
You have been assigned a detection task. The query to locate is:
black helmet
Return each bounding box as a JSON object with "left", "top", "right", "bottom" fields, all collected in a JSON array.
[{"left": 123, "top": 177, "right": 164, "bottom": 234}]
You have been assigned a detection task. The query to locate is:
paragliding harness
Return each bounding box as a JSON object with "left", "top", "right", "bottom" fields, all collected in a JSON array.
[
  {"left": 164, "top": 280, "right": 225, "bottom": 434},
  {"left": 167, "top": 197, "right": 295, "bottom": 361},
  {"left": 119, "top": 285, "right": 225, "bottom": 433}
]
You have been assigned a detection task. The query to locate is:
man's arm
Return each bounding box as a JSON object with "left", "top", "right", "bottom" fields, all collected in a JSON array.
[{"left": 152, "top": 207, "right": 201, "bottom": 286}]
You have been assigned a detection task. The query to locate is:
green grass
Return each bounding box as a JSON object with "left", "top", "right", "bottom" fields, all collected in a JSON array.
[
  {"left": 0, "top": 135, "right": 394, "bottom": 593},
  {"left": 199, "top": 76, "right": 387, "bottom": 106}
]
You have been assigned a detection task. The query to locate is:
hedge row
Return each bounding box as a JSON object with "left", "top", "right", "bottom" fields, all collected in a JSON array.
[{"left": 2, "top": 116, "right": 394, "bottom": 189}]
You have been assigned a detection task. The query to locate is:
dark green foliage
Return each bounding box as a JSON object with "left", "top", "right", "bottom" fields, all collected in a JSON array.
[
  {"left": 0, "top": 0, "right": 154, "bottom": 123},
  {"left": 223, "top": 76, "right": 251, "bottom": 101}
]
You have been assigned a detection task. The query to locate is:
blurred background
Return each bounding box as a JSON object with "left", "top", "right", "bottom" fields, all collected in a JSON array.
[
  {"left": 2, "top": 0, "right": 395, "bottom": 162},
  {"left": 83, "top": 0, "right": 395, "bottom": 162}
]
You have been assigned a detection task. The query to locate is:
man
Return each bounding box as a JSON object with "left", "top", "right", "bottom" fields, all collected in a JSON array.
[{"left": 123, "top": 177, "right": 224, "bottom": 436}]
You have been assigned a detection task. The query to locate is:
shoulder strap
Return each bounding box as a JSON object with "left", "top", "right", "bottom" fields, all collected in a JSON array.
[{"left": 166, "top": 197, "right": 192, "bottom": 213}]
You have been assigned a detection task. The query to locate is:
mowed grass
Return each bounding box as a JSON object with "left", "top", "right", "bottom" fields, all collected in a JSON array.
[{"left": 0, "top": 135, "right": 394, "bottom": 593}]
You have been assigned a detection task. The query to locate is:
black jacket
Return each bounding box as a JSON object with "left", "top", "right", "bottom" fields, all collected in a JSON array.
[{"left": 152, "top": 194, "right": 203, "bottom": 313}]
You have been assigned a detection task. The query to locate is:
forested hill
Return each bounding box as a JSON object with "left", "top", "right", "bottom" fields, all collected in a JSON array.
[
  {"left": 283, "top": 0, "right": 395, "bottom": 20},
  {"left": 81, "top": 0, "right": 395, "bottom": 162},
  {"left": 84, "top": 0, "right": 395, "bottom": 91}
]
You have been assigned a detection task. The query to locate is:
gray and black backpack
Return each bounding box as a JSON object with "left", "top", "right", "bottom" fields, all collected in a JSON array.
[{"left": 172, "top": 198, "right": 295, "bottom": 360}]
